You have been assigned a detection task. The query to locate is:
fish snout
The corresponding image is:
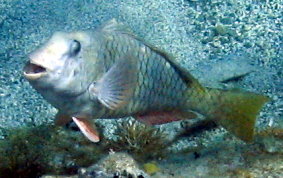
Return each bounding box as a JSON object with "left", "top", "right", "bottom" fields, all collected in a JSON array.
[{"left": 23, "top": 51, "right": 48, "bottom": 80}]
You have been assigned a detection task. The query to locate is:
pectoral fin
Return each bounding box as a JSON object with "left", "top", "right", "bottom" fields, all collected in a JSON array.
[
  {"left": 89, "top": 55, "right": 137, "bottom": 110},
  {"left": 72, "top": 117, "right": 100, "bottom": 142}
]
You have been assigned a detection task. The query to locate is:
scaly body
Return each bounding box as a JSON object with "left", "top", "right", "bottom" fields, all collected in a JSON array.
[{"left": 23, "top": 19, "right": 269, "bottom": 143}]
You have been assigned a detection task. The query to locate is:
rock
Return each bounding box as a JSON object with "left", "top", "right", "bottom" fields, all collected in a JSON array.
[
  {"left": 192, "top": 53, "right": 255, "bottom": 88},
  {"left": 78, "top": 152, "right": 148, "bottom": 178},
  {"left": 255, "top": 128, "right": 283, "bottom": 154},
  {"left": 41, "top": 176, "right": 77, "bottom": 178}
]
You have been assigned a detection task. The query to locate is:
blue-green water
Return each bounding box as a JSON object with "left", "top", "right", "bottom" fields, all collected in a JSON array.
[{"left": 0, "top": 0, "right": 282, "bottom": 177}]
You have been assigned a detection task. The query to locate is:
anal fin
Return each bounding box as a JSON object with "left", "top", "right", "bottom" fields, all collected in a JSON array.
[{"left": 134, "top": 110, "right": 198, "bottom": 125}]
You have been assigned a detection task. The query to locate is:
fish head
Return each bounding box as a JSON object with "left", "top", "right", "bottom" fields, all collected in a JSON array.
[{"left": 23, "top": 31, "right": 96, "bottom": 95}]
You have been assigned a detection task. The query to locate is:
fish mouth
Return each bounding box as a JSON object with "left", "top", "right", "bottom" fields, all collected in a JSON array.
[{"left": 23, "top": 61, "right": 48, "bottom": 80}]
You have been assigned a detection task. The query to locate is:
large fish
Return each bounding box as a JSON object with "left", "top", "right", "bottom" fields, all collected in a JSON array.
[{"left": 23, "top": 19, "right": 269, "bottom": 143}]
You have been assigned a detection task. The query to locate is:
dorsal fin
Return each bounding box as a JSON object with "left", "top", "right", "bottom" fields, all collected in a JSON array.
[
  {"left": 100, "top": 18, "right": 134, "bottom": 35},
  {"left": 136, "top": 38, "right": 205, "bottom": 91},
  {"left": 150, "top": 47, "right": 205, "bottom": 92}
]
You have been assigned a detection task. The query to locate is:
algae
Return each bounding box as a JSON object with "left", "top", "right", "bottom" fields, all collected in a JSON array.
[
  {"left": 0, "top": 120, "right": 174, "bottom": 177},
  {"left": 105, "top": 120, "right": 170, "bottom": 162},
  {"left": 143, "top": 162, "right": 160, "bottom": 175},
  {"left": 0, "top": 125, "right": 53, "bottom": 177},
  {"left": 0, "top": 124, "right": 107, "bottom": 177}
]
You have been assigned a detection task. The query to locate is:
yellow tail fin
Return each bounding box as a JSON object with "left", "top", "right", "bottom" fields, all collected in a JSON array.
[{"left": 206, "top": 88, "right": 269, "bottom": 142}]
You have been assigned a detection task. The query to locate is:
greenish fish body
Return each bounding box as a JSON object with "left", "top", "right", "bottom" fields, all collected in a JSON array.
[{"left": 23, "top": 19, "right": 269, "bottom": 143}]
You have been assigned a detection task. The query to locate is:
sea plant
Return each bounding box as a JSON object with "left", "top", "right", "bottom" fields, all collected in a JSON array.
[
  {"left": 0, "top": 125, "right": 53, "bottom": 177},
  {"left": 0, "top": 123, "right": 107, "bottom": 177},
  {"left": 48, "top": 125, "right": 106, "bottom": 174},
  {"left": 106, "top": 119, "right": 170, "bottom": 162}
]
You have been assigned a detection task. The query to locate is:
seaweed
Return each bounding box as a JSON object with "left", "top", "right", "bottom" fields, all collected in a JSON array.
[
  {"left": 105, "top": 119, "right": 170, "bottom": 162},
  {"left": 48, "top": 125, "right": 106, "bottom": 175},
  {"left": 0, "top": 118, "right": 172, "bottom": 177},
  {"left": 0, "top": 124, "right": 107, "bottom": 177},
  {"left": 0, "top": 125, "right": 53, "bottom": 178}
]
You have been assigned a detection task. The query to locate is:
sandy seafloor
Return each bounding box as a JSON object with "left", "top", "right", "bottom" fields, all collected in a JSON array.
[{"left": 0, "top": 0, "right": 282, "bottom": 177}]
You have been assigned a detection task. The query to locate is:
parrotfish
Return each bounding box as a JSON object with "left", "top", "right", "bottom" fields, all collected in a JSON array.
[{"left": 23, "top": 19, "right": 269, "bottom": 143}]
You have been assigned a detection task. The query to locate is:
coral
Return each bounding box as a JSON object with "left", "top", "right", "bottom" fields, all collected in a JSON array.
[
  {"left": 78, "top": 152, "right": 148, "bottom": 178},
  {"left": 105, "top": 119, "right": 170, "bottom": 162}
]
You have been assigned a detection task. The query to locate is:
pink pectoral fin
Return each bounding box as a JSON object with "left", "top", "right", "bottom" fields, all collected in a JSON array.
[
  {"left": 88, "top": 55, "right": 137, "bottom": 110},
  {"left": 72, "top": 117, "right": 100, "bottom": 143}
]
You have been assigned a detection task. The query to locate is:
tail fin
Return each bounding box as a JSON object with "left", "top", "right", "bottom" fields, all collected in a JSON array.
[{"left": 205, "top": 88, "right": 269, "bottom": 142}]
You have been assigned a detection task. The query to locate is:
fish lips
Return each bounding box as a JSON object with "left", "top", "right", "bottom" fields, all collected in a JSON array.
[{"left": 23, "top": 61, "right": 48, "bottom": 80}]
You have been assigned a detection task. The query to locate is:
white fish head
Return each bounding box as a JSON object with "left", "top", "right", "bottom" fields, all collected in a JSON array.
[{"left": 23, "top": 31, "right": 95, "bottom": 95}]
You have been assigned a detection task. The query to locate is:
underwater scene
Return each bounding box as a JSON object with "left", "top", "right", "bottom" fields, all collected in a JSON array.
[{"left": 0, "top": 0, "right": 282, "bottom": 177}]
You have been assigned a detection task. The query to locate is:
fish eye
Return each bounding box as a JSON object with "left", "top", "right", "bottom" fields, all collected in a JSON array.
[{"left": 69, "top": 39, "right": 81, "bottom": 56}]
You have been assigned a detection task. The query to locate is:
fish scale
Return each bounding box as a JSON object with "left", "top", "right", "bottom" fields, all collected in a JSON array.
[{"left": 104, "top": 37, "right": 186, "bottom": 114}]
